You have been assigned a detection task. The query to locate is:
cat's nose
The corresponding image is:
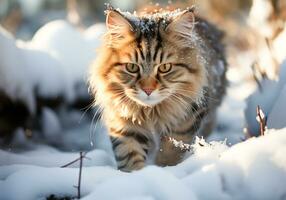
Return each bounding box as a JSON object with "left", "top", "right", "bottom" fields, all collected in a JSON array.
[{"left": 142, "top": 88, "right": 154, "bottom": 96}]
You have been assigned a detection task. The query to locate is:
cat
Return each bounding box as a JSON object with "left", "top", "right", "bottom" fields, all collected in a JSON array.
[{"left": 89, "top": 5, "right": 227, "bottom": 172}]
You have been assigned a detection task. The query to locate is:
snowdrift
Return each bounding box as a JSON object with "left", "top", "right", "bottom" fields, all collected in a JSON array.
[{"left": 1, "top": 128, "right": 286, "bottom": 200}]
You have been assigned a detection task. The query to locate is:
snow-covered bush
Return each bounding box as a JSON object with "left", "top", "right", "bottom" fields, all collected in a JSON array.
[{"left": 0, "top": 21, "right": 106, "bottom": 136}]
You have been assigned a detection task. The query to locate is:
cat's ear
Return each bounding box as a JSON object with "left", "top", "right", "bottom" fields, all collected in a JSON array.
[
  {"left": 165, "top": 9, "right": 196, "bottom": 39},
  {"left": 105, "top": 10, "right": 135, "bottom": 47},
  {"left": 106, "top": 10, "right": 134, "bottom": 33}
]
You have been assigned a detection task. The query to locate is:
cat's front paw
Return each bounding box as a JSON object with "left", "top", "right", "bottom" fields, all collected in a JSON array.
[
  {"left": 118, "top": 159, "right": 145, "bottom": 172},
  {"left": 111, "top": 134, "right": 149, "bottom": 172}
]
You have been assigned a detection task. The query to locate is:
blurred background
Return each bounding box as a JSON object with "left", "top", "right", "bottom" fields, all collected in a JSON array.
[
  {"left": 0, "top": 0, "right": 286, "bottom": 152},
  {"left": 0, "top": 0, "right": 253, "bottom": 40}
]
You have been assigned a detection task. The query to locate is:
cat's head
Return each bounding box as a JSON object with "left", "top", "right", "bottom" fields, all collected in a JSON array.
[{"left": 91, "top": 6, "right": 207, "bottom": 108}]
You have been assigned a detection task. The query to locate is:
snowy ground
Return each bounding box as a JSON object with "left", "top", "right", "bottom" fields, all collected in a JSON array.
[
  {"left": 1, "top": 19, "right": 286, "bottom": 200},
  {"left": 1, "top": 128, "right": 286, "bottom": 200}
]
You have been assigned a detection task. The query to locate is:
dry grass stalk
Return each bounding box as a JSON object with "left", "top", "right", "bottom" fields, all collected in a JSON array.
[{"left": 256, "top": 105, "right": 267, "bottom": 136}]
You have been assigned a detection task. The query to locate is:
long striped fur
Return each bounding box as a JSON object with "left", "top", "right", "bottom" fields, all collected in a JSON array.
[{"left": 89, "top": 6, "right": 227, "bottom": 171}]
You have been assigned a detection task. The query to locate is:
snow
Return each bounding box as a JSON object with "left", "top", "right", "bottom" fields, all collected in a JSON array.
[
  {"left": 0, "top": 147, "right": 115, "bottom": 168},
  {"left": 1, "top": 129, "right": 286, "bottom": 200},
  {"left": 0, "top": 25, "right": 71, "bottom": 112},
  {"left": 0, "top": 20, "right": 106, "bottom": 112},
  {"left": 30, "top": 20, "right": 106, "bottom": 90},
  {"left": 0, "top": 26, "right": 35, "bottom": 112},
  {"left": 19, "top": 42, "right": 73, "bottom": 101},
  {"left": 0, "top": 167, "right": 119, "bottom": 200}
]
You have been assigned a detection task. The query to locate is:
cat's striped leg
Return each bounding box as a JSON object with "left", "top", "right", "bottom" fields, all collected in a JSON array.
[{"left": 110, "top": 132, "right": 150, "bottom": 172}]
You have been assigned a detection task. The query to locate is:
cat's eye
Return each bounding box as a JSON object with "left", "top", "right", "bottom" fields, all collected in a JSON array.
[
  {"left": 125, "top": 63, "right": 139, "bottom": 73},
  {"left": 158, "top": 63, "right": 172, "bottom": 73}
]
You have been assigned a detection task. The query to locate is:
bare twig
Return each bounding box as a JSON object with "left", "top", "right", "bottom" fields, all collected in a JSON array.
[
  {"left": 60, "top": 152, "right": 88, "bottom": 168},
  {"left": 60, "top": 151, "right": 86, "bottom": 199},
  {"left": 243, "top": 106, "right": 267, "bottom": 140},
  {"left": 256, "top": 105, "right": 267, "bottom": 136},
  {"left": 77, "top": 152, "right": 83, "bottom": 199}
]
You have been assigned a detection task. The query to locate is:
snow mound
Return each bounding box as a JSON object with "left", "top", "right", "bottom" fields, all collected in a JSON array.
[
  {"left": 1, "top": 128, "right": 286, "bottom": 200},
  {"left": 0, "top": 26, "right": 69, "bottom": 113},
  {"left": 0, "top": 21, "right": 106, "bottom": 111},
  {"left": 30, "top": 20, "right": 106, "bottom": 88}
]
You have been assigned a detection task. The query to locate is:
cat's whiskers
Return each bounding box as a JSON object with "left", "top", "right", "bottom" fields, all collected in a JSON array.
[
  {"left": 177, "top": 93, "right": 206, "bottom": 131},
  {"left": 78, "top": 101, "right": 94, "bottom": 124},
  {"left": 116, "top": 96, "right": 131, "bottom": 106},
  {"left": 168, "top": 92, "right": 204, "bottom": 132},
  {"left": 167, "top": 92, "right": 192, "bottom": 114},
  {"left": 169, "top": 94, "right": 189, "bottom": 107},
  {"left": 89, "top": 105, "right": 103, "bottom": 147},
  {"left": 167, "top": 94, "right": 201, "bottom": 132},
  {"left": 174, "top": 88, "right": 219, "bottom": 103}
]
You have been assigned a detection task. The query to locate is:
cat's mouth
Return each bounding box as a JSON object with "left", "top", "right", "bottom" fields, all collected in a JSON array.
[{"left": 128, "top": 89, "right": 167, "bottom": 107}]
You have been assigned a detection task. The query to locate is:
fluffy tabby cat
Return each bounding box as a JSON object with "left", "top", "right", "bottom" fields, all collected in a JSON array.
[{"left": 89, "top": 5, "right": 227, "bottom": 172}]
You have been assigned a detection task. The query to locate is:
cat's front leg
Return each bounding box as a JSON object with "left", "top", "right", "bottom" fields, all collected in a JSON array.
[{"left": 110, "top": 131, "right": 150, "bottom": 172}]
